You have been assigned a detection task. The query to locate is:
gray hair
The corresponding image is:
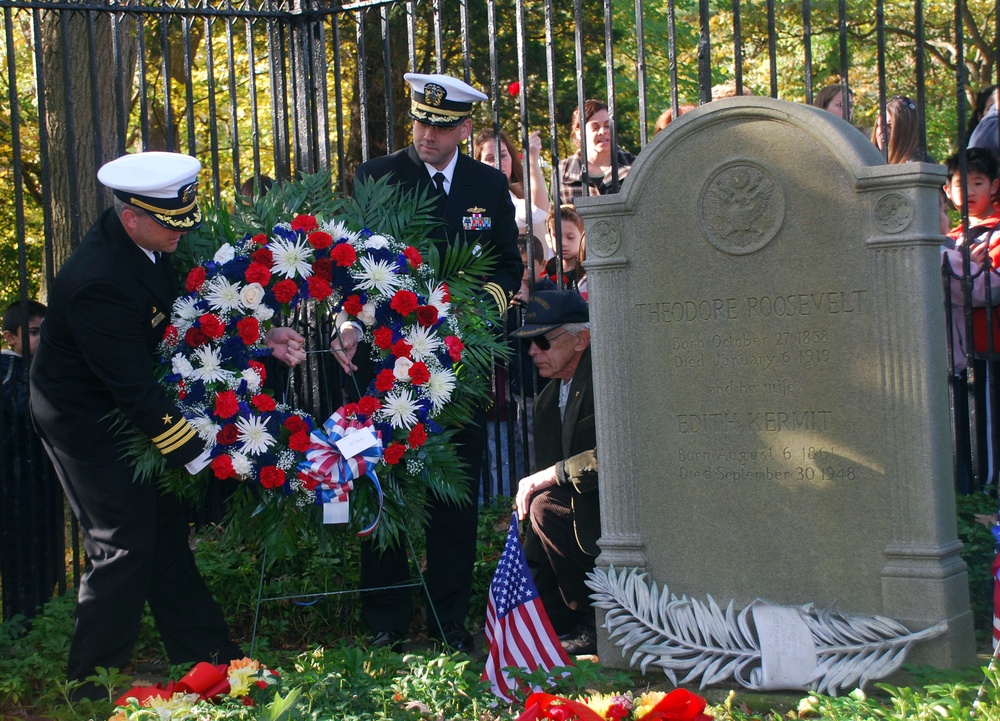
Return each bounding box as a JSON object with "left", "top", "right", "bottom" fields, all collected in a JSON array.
[
  {"left": 562, "top": 322, "right": 590, "bottom": 337},
  {"left": 113, "top": 195, "right": 148, "bottom": 220}
]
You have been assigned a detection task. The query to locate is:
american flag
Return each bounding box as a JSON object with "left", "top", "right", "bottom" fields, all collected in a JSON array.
[{"left": 482, "top": 513, "right": 573, "bottom": 702}]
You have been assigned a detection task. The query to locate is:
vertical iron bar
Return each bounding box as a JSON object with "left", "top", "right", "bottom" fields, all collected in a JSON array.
[
  {"left": 111, "top": 12, "right": 127, "bottom": 156},
  {"left": 697, "top": 0, "right": 711, "bottom": 104},
  {"left": 406, "top": 0, "right": 416, "bottom": 72},
  {"left": 226, "top": 18, "right": 241, "bottom": 191},
  {"left": 312, "top": 6, "right": 330, "bottom": 172},
  {"left": 161, "top": 16, "right": 174, "bottom": 151},
  {"left": 86, "top": 10, "right": 103, "bottom": 169},
  {"left": 544, "top": 0, "right": 561, "bottom": 209},
  {"left": 432, "top": 0, "right": 442, "bottom": 72},
  {"left": 31, "top": 7, "right": 55, "bottom": 291},
  {"left": 245, "top": 17, "right": 262, "bottom": 184},
  {"left": 766, "top": 0, "right": 777, "bottom": 97},
  {"left": 182, "top": 13, "right": 196, "bottom": 154},
  {"left": 634, "top": 0, "right": 648, "bottom": 147},
  {"left": 136, "top": 14, "right": 150, "bottom": 149},
  {"left": 667, "top": 0, "right": 679, "bottom": 112},
  {"left": 876, "top": 0, "right": 888, "bottom": 161},
  {"left": 330, "top": 13, "right": 348, "bottom": 192},
  {"left": 732, "top": 0, "right": 743, "bottom": 97},
  {"left": 381, "top": 5, "right": 394, "bottom": 154},
  {"left": 838, "top": 0, "right": 849, "bottom": 99},
  {"left": 269, "top": 21, "right": 290, "bottom": 179},
  {"left": 914, "top": 0, "right": 928, "bottom": 158},
  {"left": 204, "top": 16, "right": 222, "bottom": 204},
  {"left": 604, "top": 0, "right": 621, "bottom": 194},
  {"left": 357, "top": 10, "right": 371, "bottom": 162},
  {"left": 58, "top": 10, "right": 81, "bottom": 242},
  {"left": 803, "top": 0, "right": 812, "bottom": 104}
]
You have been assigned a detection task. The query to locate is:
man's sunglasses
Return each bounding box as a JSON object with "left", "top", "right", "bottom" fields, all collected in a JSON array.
[{"left": 527, "top": 330, "right": 567, "bottom": 350}]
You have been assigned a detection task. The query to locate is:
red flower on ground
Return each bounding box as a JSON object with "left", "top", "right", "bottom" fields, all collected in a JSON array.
[
  {"left": 375, "top": 369, "right": 396, "bottom": 392},
  {"left": 307, "top": 230, "right": 333, "bottom": 250},
  {"left": 237, "top": 317, "right": 260, "bottom": 345},
  {"left": 272, "top": 279, "right": 299, "bottom": 304},
  {"left": 185, "top": 266, "right": 207, "bottom": 292},
  {"left": 407, "top": 423, "right": 427, "bottom": 448},
  {"left": 199, "top": 314, "right": 225, "bottom": 340},
  {"left": 330, "top": 243, "right": 357, "bottom": 267},
  {"left": 216, "top": 424, "right": 238, "bottom": 445},
  {"left": 248, "top": 360, "right": 267, "bottom": 384},
  {"left": 251, "top": 394, "right": 277, "bottom": 412},
  {"left": 373, "top": 326, "right": 394, "bottom": 350},
  {"left": 185, "top": 327, "right": 209, "bottom": 348},
  {"left": 403, "top": 246, "right": 422, "bottom": 267},
  {"left": 290, "top": 214, "right": 318, "bottom": 232},
  {"left": 288, "top": 430, "right": 311, "bottom": 452},
  {"left": 312, "top": 257, "right": 333, "bottom": 280},
  {"left": 390, "top": 289, "right": 419, "bottom": 317},
  {"left": 408, "top": 361, "right": 430, "bottom": 385},
  {"left": 415, "top": 305, "right": 438, "bottom": 327},
  {"left": 383, "top": 443, "right": 406, "bottom": 465},
  {"left": 214, "top": 390, "right": 240, "bottom": 419},
  {"left": 260, "top": 466, "right": 285, "bottom": 489},
  {"left": 245, "top": 262, "right": 271, "bottom": 285},
  {"left": 307, "top": 275, "right": 333, "bottom": 301},
  {"left": 391, "top": 339, "right": 413, "bottom": 359},
  {"left": 444, "top": 335, "right": 465, "bottom": 362},
  {"left": 211, "top": 455, "right": 236, "bottom": 480},
  {"left": 343, "top": 295, "right": 364, "bottom": 315}
]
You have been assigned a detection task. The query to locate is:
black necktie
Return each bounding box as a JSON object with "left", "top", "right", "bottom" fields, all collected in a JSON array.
[{"left": 433, "top": 172, "right": 447, "bottom": 195}]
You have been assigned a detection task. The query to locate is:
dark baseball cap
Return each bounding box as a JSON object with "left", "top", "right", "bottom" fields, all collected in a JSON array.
[{"left": 509, "top": 290, "right": 589, "bottom": 338}]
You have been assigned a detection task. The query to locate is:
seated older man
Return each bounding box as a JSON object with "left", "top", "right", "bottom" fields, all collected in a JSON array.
[{"left": 511, "top": 290, "right": 598, "bottom": 656}]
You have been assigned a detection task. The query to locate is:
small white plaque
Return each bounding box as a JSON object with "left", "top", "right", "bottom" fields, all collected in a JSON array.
[
  {"left": 751, "top": 600, "right": 819, "bottom": 690},
  {"left": 323, "top": 499, "right": 349, "bottom": 524},
  {"left": 334, "top": 427, "right": 378, "bottom": 458}
]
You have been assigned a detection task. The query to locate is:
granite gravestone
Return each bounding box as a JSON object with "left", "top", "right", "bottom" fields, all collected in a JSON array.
[{"left": 578, "top": 97, "right": 974, "bottom": 677}]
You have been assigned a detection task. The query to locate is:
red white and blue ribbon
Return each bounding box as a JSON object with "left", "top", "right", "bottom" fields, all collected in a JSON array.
[{"left": 299, "top": 408, "right": 384, "bottom": 535}]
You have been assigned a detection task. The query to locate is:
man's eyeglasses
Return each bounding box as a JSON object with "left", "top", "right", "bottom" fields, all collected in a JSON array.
[{"left": 528, "top": 330, "right": 567, "bottom": 351}]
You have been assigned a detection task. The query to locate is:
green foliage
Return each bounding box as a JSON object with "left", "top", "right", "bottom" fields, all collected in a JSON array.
[{"left": 956, "top": 490, "right": 999, "bottom": 639}]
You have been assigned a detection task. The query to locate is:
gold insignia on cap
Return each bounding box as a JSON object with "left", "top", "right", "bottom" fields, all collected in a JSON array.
[
  {"left": 180, "top": 181, "right": 198, "bottom": 204},
  {"left": 424, "top": 83, "right": 446, "bottom": 107},
  {"left": 162, "top": 414, "right": 173, "bottom": 424}
]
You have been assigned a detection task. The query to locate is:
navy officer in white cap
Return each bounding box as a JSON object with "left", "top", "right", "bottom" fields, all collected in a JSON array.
[
  {"left": 30, "top": 151, "right": 306, "bottom": 699},
  {"left": 333, "top": 73, "right": 522, "bottom": 653}
]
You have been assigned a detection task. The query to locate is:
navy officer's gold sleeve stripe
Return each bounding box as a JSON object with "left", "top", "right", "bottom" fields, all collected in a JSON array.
[
  {"left": 483, "top": 281, "right": 508, "bottom": 314},
  {"left": 152, "top": 419, "right": 198, "bottom": 454}
]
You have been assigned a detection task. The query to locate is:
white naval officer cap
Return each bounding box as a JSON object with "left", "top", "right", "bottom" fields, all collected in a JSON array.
[
  {"left": 405, "top": 72, "right": 488, "bottom": 127},
  {"left": 98, "top": 151, "right": 202, "bottom": 231}
]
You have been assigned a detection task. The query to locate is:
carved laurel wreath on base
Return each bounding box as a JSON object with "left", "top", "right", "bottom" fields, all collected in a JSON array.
[{"left": 586, "top": 566, "right": 947, "bottom": 696}]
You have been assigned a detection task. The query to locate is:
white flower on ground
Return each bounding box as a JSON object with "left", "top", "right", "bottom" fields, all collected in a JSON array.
[
  {"left": 236, "top": 415, "right": 275, "bottom": 456},
  {"left": 241, "top": 367, "right": 263, "bottom": 392},
  {"left": 364, "top": 234, "right": 390, "bottom": 249},
  {"left": 189, "top": 413, "right": 220, "bottom": 442},
  {"left": 405, "top": 325, "right": 441, "bottom": 361},
  {"left": 213, "top": 243, "right": 236, "bottom": 264},
  {"left": 357, "top": 302, "right": 377, "bottom": 326},
  {"left": 204, "top": 275, "right": 243, "bottom": 312},
  {"left": 425, "top": 367, "right": 456, "bottom": 410},
  {"left": 240, "top": 282, "right": 265, "bottom": 309},
  {"left": 269, "top": 236, "right": 314, "bottom": 279},
  {"left": 380, "top": 387, "right": 419, "bottom": 429},
  {"left": 324, "top": 219, "right": 360, "bottom": 247},
  {"left": 427, "top": 283, "right": 451, "bottom": 319},
  {"left": 147, "top": 693, "right": 200, "bottom": 719},
  {"left": 352, "top": 255, "right": 402, "bottom": 296},
  {"left": 190, "top": 345, "right": 230, "bottom": 384},
  {"left": 171, "top": 353, "right": 194, "bottom": 377},
  {"left": 393, "top": 357, "right": 414, "bottom": 382},
  {"left": 227, "top": 659, "right": 261, "bottom": 697},
  {"left": 231, "top": 452, "right": 251, "bottom": 476}
]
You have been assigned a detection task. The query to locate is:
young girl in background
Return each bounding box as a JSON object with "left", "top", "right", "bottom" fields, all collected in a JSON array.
[
  {"left": 545, "top": 204, "right": 587, "bottom": 295},
  {"left": 474, "top": 128, "right": 551, "bottom": 246}
]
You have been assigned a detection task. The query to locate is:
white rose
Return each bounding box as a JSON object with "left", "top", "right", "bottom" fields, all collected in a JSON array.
[
  {"left": 231, "top": 452, "right": 251, "bottom": 476},
  {"left": 240, "top": 282, "right": 265, "bottom": 309},
  {"left": 241, "top": 367, "right": 262, "bottom": 392},
  {"left": 254, "top": 305, "right": 275, "bottom": 322},
  {"left": 213, "top": 243, "right": 236, "bottom": 264},
  {"left": 393, "top": 357, "right": 414, "bottom": 382},
  {"left": 172, "top": 353, "right": 194, "bottom": 377},
  {"left": 357, "top": 302, "right": 376, "bottom": 326},
  {"left": 365, "top": 234, "right": 389, "bottom": 249}
]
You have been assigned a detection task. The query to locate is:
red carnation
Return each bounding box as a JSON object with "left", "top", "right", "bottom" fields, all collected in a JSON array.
[
  {"left": 297, "top": 470, "right": 320, "bottom": 491},
  {"left": 357, "top": 395, "right": 381, "bottom": 417},
  {"left": 237, "top": 317, "right": 260, "bottom": 345},
  {"left": 290, "top": 214, "right": 318, "bottom": 233},
  {"left": 407, "top": 423, "right": 427, "bottom": 449},
  {"left": 163, "top": 325, "right": 179, "bottom": 346},
  {"left": 375, "top": 369, "right": 396, "bottom": 393},
  {"left": 373, "top": 326, "right": 394, "bottom": 350},
  {"left": 391, "top": 339, "right": 413, "bottom": 359},
  {"left": 245, "top": 262, "right": 271, "bottom": 285},
  {"left": 252, "top": 393, "right": 277, "bottom": 412},
  {"left": 343, "top": 295, "right": 364, "bottom": 316},
  {"left": 273, "top": 279, "right": 299, "bottom": 304},
  {"left": 416, "top": 305, "right": 438, "bottom": 327},
  {"left": 199, "top": 313, "right": 225, "bottom": 340},
  {"left": 308, "top": 230, "right": 333, "bottom": 250},
  {"left": 284, "top": 415, "right": 306, "bottom": 433},
  {"left": 408, "top": 361, "right": 430, "bottom": 385},
  {"left": 252, "top": 247, "right": 273, "bottom": 265},
  {"left": 342, "top": 403, "right": 359, "bottom": 418},
  {"left": 312, "top": 257, "right": 333, "bottom": 280},
  {"left": 251, "top": 233, "right": 269, "bottom": 245},
  {"left": 260, "top": 465, "right": 285, "bottom": 489},
  {"left": 403, "top": 246, "right": 423, "bottom": 267},
  {"left": 185, "top": 266, "right": 207, "bottom": 292},
  {"left": 248, "top": 360, "right": 267, "bottom": 383},
  {"left": 214, "top": 390, "right": 240, "bottom": 419},
  {"left": 288, "top": 431, "right": 311, "bottom": 452},
  {"left": 390, "top": 289, "right": 419, "bottom": 317},
  {"left": 330, "top": 243, "right": 357, "bottom": 267},
  {"left": 185, "top": 327, "right": 209, "bottom": 348},
  {"left": 508, "top": 80, "right": 520, "bottom": 96},
  {"left": 216, "top": 424, "right": 239, "bottom": 445},
  {"left": 383, "top": 442, "right": 406, "bottom": 465},
  {"left": 444, "top": 335, "right": 465, "bottom": 362},
  {"left": 307, "top": 275, "right": 333, "bottom": 301},
  {"left": 211, "top": 455, "right": 236, "bottom": 480}
]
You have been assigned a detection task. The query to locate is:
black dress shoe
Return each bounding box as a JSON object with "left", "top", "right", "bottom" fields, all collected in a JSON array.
[
  {"left": 436, "top": 622, "right": 474, "bottom": 653},
  {"left": 558, "top": 623, "right": 597, "bottom": 655},
  {"left": 369, "top": 629, "right": 405, "bottom": 651}
]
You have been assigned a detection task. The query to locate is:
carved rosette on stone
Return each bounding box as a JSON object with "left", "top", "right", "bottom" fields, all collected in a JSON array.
[
  {"left": 587, "top": 219, "right": 621, "bottom": 258},
  {"left": 699, "top": 161, "right": 785, "bottom": 255},
  {"left": 872, "top": 193, "right": 913, "bottom": 234}
]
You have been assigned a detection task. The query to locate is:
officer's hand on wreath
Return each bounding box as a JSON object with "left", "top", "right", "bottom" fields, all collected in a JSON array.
[
  {"left": 515, "top": 465, "right": 558, "bottom": 521},
  {"left": 266, "top": 326, "right": 307, "bottom": 368},
  {"left": 330, "top": 324, "right": 359, "bottom": 374}
]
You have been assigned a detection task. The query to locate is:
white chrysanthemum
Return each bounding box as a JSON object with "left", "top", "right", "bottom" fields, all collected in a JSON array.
[
  {"left": 231, "top": 452, "right": 252, "bottom": 476},
  {"left": 427, "top": 283, "right": 451, "bottom": 319},
  {"left": 190, "top": 345, "right": 230, "bottom": 384},
  {"left": 425, "top": 367, "right": 457, "bottom": 410},
  {"left": 174, "top": 295, "right": 202, "bottom": 326},
  {"left": 269, "top": 236, "right": 314, "bottom": 279},
  {"left": 380, "top": 388, "right": 419, "bottom": 429},
  {"left": 364, "top": 234, "right": 390, "bottom": 249},
  {"left": 405, "top": 325, "right": 442, "bottom": 361},
  {"left": 189, "top": 413, "right": 220, "bottom": 442},
  {"left": 240, "top": 282, "right": 265, "bottom": 309},
  {"left": 171, "top": 353, "right": 194, "bottom": 378},
  {"left": 241, "top": 367, "right": 262, "bottom": 392},
  {"left": 204, "top": 275, "right": 243, "bottom": 312},
  {"left": 254, "top": 305, "right": 275, "bottom": 322},
  {"left": 214, "top": 243, "right": 236, "bottom": 265},
  {"left": 236, "top": 415, "right": 275, "bottom": 455},
  {"left": 325, "top": 219, "right": 361, "bottom": 247},
  {"left": 352, "top": 255, "right": 402, "bottom": 296},
  {"left": 393, "top": 357, "right": 414, "bottom": 382}
]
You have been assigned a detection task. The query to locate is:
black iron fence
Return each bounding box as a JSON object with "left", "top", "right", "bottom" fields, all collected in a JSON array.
[{"left": 1, "top": 0, "right": 998, "bottom": 618}]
